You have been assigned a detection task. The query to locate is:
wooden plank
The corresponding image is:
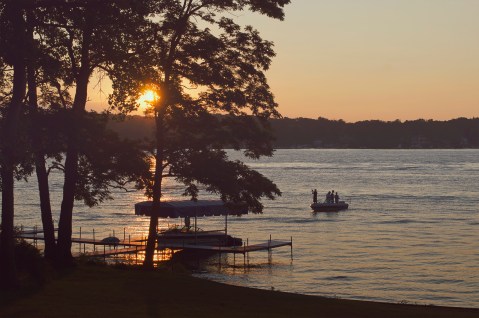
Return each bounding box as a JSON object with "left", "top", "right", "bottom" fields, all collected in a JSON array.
[
  {"left": 15, "top": 234, "right": 146, "bottom": 247},
  {"left": 70, "top": 237, "right": 145, "bottom": 247},
  {"left": 157, "top": 240, "right": 291, "bottom": 254},
  {"left": 72, "top": 246, "right": 146, "bottom": 258},
  {"left": 17, "top": 231, "right": 292, "bottom": 258}
]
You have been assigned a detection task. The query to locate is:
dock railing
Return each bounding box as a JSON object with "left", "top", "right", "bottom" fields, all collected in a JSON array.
[{"left": 16, "top": 225, "right": 293, "bottom": 266}]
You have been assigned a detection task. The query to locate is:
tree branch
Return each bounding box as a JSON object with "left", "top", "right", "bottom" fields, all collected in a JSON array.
[
  {"left": 52, "top": 81, "right": 68, "bottom": 109},
  {"left": 66, "top": 30, "right": 78, "bottom": 77},
  {"left": 30, "top": 0, "right": 127, "bottom": 9}
]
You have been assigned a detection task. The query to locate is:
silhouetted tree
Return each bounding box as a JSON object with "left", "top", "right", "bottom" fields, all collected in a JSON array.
[
  {"left": 107, "top": 0, "right": 289, "bottom": 268},
  {"left": 1, "top": 0, "right": 153, "bottom": 274},
  {"left": 34, "top": 1, "right": 153, "bottom": 266},
  {"left": 0, "top": 0, "right": 29, "bottom": 288},
  {"left": 24, "top": 4, "right": 62, "bottom": 261}
]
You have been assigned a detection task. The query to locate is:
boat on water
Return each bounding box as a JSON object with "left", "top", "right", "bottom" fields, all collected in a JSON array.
[
  {"left": 157, "top": 226, "right": 242, "bottom": 247},
  {"left": 310, "top": 201, "right": 349, "bottom": 212},
  {"left": 135, "top": 200, "right": 247, "bottom": 248},
  {"left": 310, "top": 189, "right": 349, "bottom": 212}
]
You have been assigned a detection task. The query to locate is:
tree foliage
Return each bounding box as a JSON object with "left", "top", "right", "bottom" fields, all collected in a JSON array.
[
  {"left": 1, "top": 0, "right": 153, "bottom": 271},
  {"left": 114, "top": 0, "right": 289, "bottom": 209},
  {"left": 0, "top": 0, "right": 289, "bottom": 273},
  {"left": 115, "top": 0, "right": 290, "bottom": 267},
  {"left": 270, "top": 117, "right": 479, "bottom": 149}
]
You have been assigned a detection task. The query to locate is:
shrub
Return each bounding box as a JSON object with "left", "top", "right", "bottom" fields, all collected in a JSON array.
[{"left": 14, "top": 240, "right": 46, "bottom": 284}]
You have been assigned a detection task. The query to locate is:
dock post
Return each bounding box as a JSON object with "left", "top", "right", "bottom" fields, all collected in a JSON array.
[
  {"left": 225, "top": 213, "right": 228, "bottom": 241},
  {"left": 93, "top": 229, "right": 96, "bottom": 252},
  {"left": 34, "top": 225, "right": 37, "bottom": 247},
  {"left": 268, "top": 234, "right": 272, "bottom": 264},
  {"left": 218, "top": 245, "right": 221, "bottom": 268},
  {"left": 79, "top": 227, "right": 82, "bottom": 253},
  {"left": 103, "top": 245, "right": 106, "bottom": 261},
  {"left": 290, "top": 236, "right": 293, "bottom": 261},
  {"left": 243, "top": 242, "right": 246, "bottom": 268},
  {"left": 123, "top": 228, "right": 126, "bottom": 242},
  {"left": 129, "top": 234, "right": 131, "bottom": 245},
  {"left": 246, "top": 238, "right": 249, "bottom": 265}
]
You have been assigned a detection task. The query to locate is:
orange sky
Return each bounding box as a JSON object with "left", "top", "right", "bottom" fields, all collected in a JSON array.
[{"left": 87, "top": 1, "right": 479, "bottom": 122}]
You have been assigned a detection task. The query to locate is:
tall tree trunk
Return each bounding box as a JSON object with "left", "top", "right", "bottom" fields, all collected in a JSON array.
[
  {"left": 34, "top": 152, "right": 56, "bottom": 260},
  {"left": 0, "top": 0, "right": 26, "bottom": 289},
  {"left": 56, "top": 17, "right": 92, "bottom": 266},
  {"left": 143, "top": 110, "right": 164, "bottom": 269},
  {"left": 26, "top": 10, "right": 57, "bottom": 261},
  {"left": 56, "top": 139, "right": 78, "bottom": 265},
  {"left": 56, "top": 70, "right": 89, "bottom": 266},
  {"left": 0, "top": 158, "right": 17, "bottom": 289}
]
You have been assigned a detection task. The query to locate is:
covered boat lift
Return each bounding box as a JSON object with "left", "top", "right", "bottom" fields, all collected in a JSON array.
[
  {"left": 134, "top": 200, "right": 293, "bottom": 265},
  {"left": 134, "top": 200, "right": 248, "bottom": 218},
  {"left": 134, "top": 200, "right": 248, "bottom": 239}
]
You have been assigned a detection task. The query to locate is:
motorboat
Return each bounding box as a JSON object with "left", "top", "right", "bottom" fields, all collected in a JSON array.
[
  {"left": 310, "top": 201, "right": 349, "bottom": 212},
  {"left": 157, "top": 226, "right": 242, "bottom": 247},
  {"left": 134, "top": 200, "right": 247, "bottom": 248}
]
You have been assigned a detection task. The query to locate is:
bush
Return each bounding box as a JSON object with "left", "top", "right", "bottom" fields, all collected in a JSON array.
[{"left": 14, "top": 240, "right": 46, "bottom": 284}]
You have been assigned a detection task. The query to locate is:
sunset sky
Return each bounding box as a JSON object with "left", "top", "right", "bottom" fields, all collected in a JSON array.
[{"left": 88, "top": 0, "right": 479, "bottom": 122}]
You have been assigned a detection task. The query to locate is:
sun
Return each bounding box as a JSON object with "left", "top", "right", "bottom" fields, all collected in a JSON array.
[
  {"left": 142, "top": 90, "right": 157, "bottom": 102},
  {"left": 138, "top": 89, "right": 159, "bottom": 111}
]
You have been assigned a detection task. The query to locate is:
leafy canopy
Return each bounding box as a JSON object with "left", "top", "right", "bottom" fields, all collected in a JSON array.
[{"left": 111, "top": 0, "right": 291, "bottom": 212}]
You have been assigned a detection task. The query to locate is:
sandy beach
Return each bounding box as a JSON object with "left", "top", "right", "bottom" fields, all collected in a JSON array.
[{"left": 0, "top": 264, "right": 477, "bottom": 318}]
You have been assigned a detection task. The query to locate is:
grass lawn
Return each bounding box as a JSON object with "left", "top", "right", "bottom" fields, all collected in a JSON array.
[{"left": 0, "top": 264, "right": 477, "bottom": 318}]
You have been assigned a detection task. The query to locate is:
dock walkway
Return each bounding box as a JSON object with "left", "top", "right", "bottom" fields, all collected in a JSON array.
[
  {"left": 16, "top": 229, "right": 293, "bottom": 263},
  {"left": 72, "top": 246, "right": 147, "bottom": 258},
  {"left": 18, "top": 233, "right": 145, "bottom": 247},
  {"left": 158, "top": 240, "right": 292, "bottom": 254}
]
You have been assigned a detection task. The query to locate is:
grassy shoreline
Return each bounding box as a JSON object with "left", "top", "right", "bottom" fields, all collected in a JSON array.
[{"left": 1, "top": 264, "right": 477, "bottom": 318}]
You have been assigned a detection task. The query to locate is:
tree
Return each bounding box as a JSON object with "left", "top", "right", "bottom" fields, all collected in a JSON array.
[
  {"left": 25, "top": 4, "right": 62, "bottom": 261},
  {"left": 1, "top": 0, "right": 153, "bottom": 275},
  {"left": 0, "top": 0, "right": 29, "bottom": 288},
  {"left": 35, "top": 0, "right": 153, "bottom": 265},
  {"left": 108, "top": 0, "right": 290, "bottom": 268}
]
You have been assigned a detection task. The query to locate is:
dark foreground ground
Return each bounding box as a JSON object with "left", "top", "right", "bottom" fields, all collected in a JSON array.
[{"left": 0, "top": 264, "right": 477, "bottom": 318}]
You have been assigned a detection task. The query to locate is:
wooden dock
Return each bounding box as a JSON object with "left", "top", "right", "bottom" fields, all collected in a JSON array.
[
  {"left": 17, "top": 234, "right": 145, "bottom": 247},
  {"left": 158, "top": 240, "right": 292, "bottom": 254},
  {"left": 72, "top": 246, "right": 147, "bottom": 258},
  {"left": 16, "top": 227, "right": 293, "bottom": 264}
]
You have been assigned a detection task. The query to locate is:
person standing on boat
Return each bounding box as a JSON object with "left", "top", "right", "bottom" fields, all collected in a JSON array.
[
  {"left": 326, "top": 191, "right": 331, "bottom": 203},
  {"left": 331, "top": 190, "right": 335, "bottom": 203},
  {"left": 334, "top": 192, "right": 339, "bottom": 204},
  {"left": 312, "top": 189, "right": 318, "bottom": 203}
]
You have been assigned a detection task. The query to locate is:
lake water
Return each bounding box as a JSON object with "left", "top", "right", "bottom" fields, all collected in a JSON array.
[{"left": 10, "top": 149, "right": 479, "bottom": 308}]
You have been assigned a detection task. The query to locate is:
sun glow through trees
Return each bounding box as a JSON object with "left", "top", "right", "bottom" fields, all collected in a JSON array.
[{"left": 138, "top": 90, "right": 158, "bottom": 111}]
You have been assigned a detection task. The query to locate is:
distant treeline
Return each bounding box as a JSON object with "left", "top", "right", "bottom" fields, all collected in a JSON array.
[{"left": 108, "top": 116, "right": 479, "bottom": 149}]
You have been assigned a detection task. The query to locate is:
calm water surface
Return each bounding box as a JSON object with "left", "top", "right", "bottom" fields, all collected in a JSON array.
[{"left": 11, "top": 150, "right": 479, "bottom": 308}]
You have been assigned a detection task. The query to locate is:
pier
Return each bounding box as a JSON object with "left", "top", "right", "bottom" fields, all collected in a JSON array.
[
  {"left": 16, "top": 202, "right": 294, "bottom": 266},
  {"left": 16, "top": 226, "right": 293, "bottom": 266}
]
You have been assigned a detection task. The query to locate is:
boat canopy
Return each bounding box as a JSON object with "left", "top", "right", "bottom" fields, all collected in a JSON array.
[{"left": 134, "top": 200, "right": 248, "bottom": 218}]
